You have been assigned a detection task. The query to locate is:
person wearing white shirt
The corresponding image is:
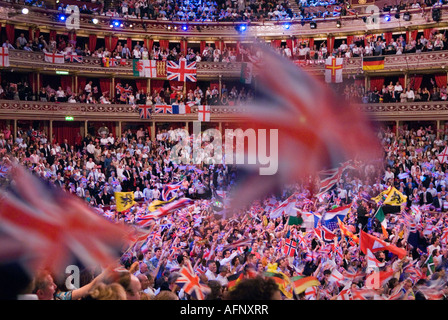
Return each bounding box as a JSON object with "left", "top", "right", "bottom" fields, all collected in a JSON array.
[
  {"left": 134, "top": 187, "right": 144, "bottom": 200},
  {"left": 86, "top": 158, "right": 96, "bottom": 171}
]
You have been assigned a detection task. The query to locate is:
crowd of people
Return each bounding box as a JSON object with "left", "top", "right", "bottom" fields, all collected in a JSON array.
[{"left": 2, "top": 115, "right": 448, "bottom": 301}]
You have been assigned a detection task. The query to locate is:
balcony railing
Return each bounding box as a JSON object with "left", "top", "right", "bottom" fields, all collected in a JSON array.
[
  {"left": 1, "top": 99, "right": 448, "bottom": 122},
  {"left": 7, "top": 49, "right": 448, "bottom": 78}
]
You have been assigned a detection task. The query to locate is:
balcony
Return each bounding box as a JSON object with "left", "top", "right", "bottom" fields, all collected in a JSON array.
[
  {"left": 0, "top": 99, "right": 448, "bottom": 123},
  {"left": 6, "top": 49, "right": 448, "bottom": 79}
]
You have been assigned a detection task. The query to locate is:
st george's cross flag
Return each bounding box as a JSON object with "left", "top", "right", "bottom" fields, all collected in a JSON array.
[
  {"left": 44, "top": 52, "right": 65, "bottom": 64},
  {"left": 167, "top": 60, "right": 197, "bottom": 82},
  {"left": 438, "top": 146, "right": 448, "bottom": 164},
  {"left": 0, "top": 47, "right": 10, "bottom": 67},
  {"left": 325, "top": 57, "right": 343, "bottom": 83},
  {"left": 197, "top": 105, "right": 210, "bottom": 122}
]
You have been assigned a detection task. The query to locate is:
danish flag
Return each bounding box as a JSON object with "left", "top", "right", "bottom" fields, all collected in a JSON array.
[{"left": 167, "top": 60, "right": 197, "bottom": 82}]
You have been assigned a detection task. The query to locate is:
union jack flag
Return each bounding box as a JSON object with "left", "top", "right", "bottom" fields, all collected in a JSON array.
[
  {"left": 0, "top": 163, "right": 133, "bottom": 275},
  {"left": 135, "top": 198, "right": 193, "bottom": 227},
  {"left": 154, "top": 104, "right": 173, "bottom": 114},
  {"left": 162, "top": 182, "right": 182, "bottom": 201},
  {"left": 0, "top": 164, "right": 9, "bottom": 178},
  {"left": 138, "top": 105, "right": 152, "bottom": 119},
  {"left": 167, "top": 60, "right": 197, "bottom": 82},
  {"left": 176, "top": 260, "right": 210, "bottom": 300},
  {"left": 65, "top": 54, "right": 83, "bottom": 63}
]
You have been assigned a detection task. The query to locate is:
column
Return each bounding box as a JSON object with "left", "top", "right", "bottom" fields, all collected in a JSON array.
[
  {"left": 151, "top": 121, "right": 156, "bottom": 141},
  {"left": 437, "top": 120, "right": 441, "bottom": 139},
  {"left": 84, "top": 120, "right": 88, "bottom": 137},
  {"left": 49, "top": 119, "right": 52, "bottom": 143},
  {"left": 13, "top": 119, "right": 17, "bottom": 141},
  {"left": 36, "top": 71, "right": 41, "bottom": 92},
  {"left": 365, "top": 74, "right": 369, "bottom": 93},
  {"left": 147, "top": 78, "right": 151, "bottom": 95},
  {"left": 74, "top": 74, "right": 78, "bottom": 94},
  {"left": 219, "top": 75, "right": 222, "bottom": 98},
  {"left": 111, "top": 76, "right": 115, "bottom": 101},
  {"left": 218, "top": 122, "right": 222, "bottom": 135},
  {"left": 117, "top": 121, "right": 122, "bottom": 138},
  {"left": 395, "top": 120, "right": 399, "bottom": 137}
]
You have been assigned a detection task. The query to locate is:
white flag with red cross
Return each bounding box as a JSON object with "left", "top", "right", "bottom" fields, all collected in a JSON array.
[
  {"left": 0, "top": 47, "right": 10, "bottom": 67},
  {"left": 197, "top": 105, "right": 210, "bottom": 122}
]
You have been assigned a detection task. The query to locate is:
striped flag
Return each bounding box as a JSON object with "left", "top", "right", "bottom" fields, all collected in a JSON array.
[{"left": 362, "top": 56, "right": 385, "bottom": 70}]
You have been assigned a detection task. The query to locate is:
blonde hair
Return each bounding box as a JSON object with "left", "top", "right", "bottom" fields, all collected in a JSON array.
[
  {"left": 88, "top": 282, "right": 127, "bottom": 300},
  {"left": 153, "top": 290, "right": 179, "bottom": 300}
]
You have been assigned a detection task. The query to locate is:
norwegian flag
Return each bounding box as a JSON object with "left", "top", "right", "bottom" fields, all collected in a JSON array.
[
  {"left": 167, "top": 60, "right": 197, "bottom": 82},
  {"left": 65, "top": 54, "right": 83, "bottom": 63},
  {"left": 314, "top": 224, "right": 336, "bottom": 243},
  {"left": 154, "top": 104, "right": 173, "bottom": 114},
  {"left": 176, "top": 260, "right": 211, "bottom": 300},
  {"left": 0, "top": 163, "right": 133, "bottom": 275},
  {"left": 283, "top": 238, "right": 297, "bottom": 257},
  {"left": 138, "top": 105, "right": 152, "bottom": 119}
]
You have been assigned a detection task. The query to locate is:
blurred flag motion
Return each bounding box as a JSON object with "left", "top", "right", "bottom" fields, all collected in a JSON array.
[
  {"left": 227, "top": 42, "right": 381, "bottom": 210},
  {"left": 0, "top": 160, "right": 136, "bottom": 294}
]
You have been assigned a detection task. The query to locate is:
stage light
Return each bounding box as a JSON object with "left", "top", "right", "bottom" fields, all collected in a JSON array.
[
  {"left": 182, "top": 25, "right": 188, "bottom": 31},
  {"left": 384, "top": 14, "right": 391, "bottom": 22},
  {"left": 58, "top": 14, "right": 66, "bottom": 21},
  {"left": 310, "top": 21, "right": 317, "bottom": 29},
  {"left": 22, "top": 8, "right": 29, "bottom": 14},
  {"left": 283, "top": 22, "right": 291, "bottom": 30},
  {"left": 403, "top": 12, "right": 411, "bottom": 21},
  {"left": 235, "top": 24, "right": 247, "bottom": 33},
  {"left": 336, "top": 20, "right": 341, "bottom": 28},
  {"left": 167, "top": 25, "right": 172, "bottom": 30},
  {"left": 92, "top": 18, "right": 99, "bottom": 24},
  {"left": 112, "top": 20, "right": 120, "bottom": 27}
]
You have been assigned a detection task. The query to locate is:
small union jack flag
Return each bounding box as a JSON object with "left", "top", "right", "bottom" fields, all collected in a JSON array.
[
  {"left": 0, "top": 164, "right": 9, "bottom": 178},
  {"left": 65, "top": 54, "right": 83, "bottom": 63}
]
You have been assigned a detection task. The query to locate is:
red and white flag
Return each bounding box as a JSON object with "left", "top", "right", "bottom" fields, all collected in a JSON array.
[
  {"left": 283, "top": 238, "right": 297, "bottom": 257},
  {"left": 44, "top": 52, "right": 65, "bottom": 64},
  {"left": 176, "top": 260, "right": 211, "bottom": 300},
  {"left": 325, "top": 57, "right": 343, "bottom": 83},
  {"left": 0, "top": 47, "right": 10, "bottom": 67},
  {"left": 167, "top": 60, "right": 197, "bottom": 82},
  {"left": 438, "top": 146, "right": 448, "bottom": 164},
  {"left": 197, "top": 105, "right": 210, "bottom": 122}
]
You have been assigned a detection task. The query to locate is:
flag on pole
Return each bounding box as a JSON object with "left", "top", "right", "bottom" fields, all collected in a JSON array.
[
  {"left": 360, "top": 230, "right": 407, "bottom": 259},
  {"left": 382, "top": 187, "right": 407, "bottom": 206},
  {"left": 114, "top": 192, "right": 136, "bottom": 212},
  {"left": 325, "top": 57, "right": 343, "bottom": 83},
  {"left": 374, "top": 206, "right": 388, "bottom": 237}
]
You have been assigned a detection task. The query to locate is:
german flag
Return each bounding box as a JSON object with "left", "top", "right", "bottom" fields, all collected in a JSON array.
[
  {"left": 362, "top": 56, "right": 385, "bottom": 70},
  {"left": 227, "top": 271, "right": 244, "bottom": 290},
  {"left": 290, "top": 276, "right": 320, "bottom": 295}
]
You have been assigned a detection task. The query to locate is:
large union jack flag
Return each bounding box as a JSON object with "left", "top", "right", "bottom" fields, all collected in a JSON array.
[
  {"left": 176, "top": 260, "right": 210, "bottom": 300},
  {"left": 167, "top": 60, "right": 197, "bottom": 82},
  {"left": 154, "top": 104, "right": 173, "bottom": 114}
]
